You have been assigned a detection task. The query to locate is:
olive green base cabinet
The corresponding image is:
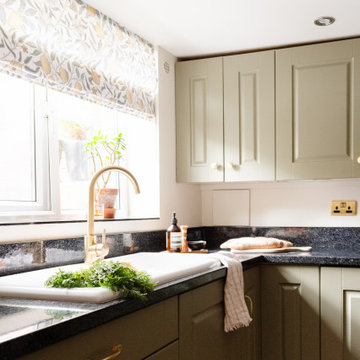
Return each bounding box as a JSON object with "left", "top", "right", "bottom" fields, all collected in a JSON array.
[
  {"left": 19, "top": 297, "right": 178, "bottom": 360},
  {"left": 321, "top": 267, "right": 360, "bottom": 360},
  {"left": 261, "top": 265, "right": 320, "bottom": 360},
  {"left": 237, "top": 266, "right": 262, "bottom": 360},
  {"left": 179, "top": 268, "right": 261, "bottom": 360}
]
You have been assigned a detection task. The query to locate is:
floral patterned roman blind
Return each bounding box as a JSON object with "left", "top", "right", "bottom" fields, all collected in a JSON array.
[{"left": 0, "top": 0, "right": 157, "bottom": 118}]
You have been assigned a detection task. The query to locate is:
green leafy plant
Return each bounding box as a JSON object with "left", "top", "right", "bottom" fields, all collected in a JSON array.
[
  {"left": 45, "top": 260, "right": 156, "bottom": 301},
  {"left": 83, "top": 131, "right": 126, "bottom": 188}
]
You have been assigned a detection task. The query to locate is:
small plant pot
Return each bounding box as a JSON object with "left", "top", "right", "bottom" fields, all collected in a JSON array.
[
  {"left": 104, "top": 208, "right": 116, "bottom": 218},
  {"left": 96, "top": 188, "right": 118, "bottom": 218}
]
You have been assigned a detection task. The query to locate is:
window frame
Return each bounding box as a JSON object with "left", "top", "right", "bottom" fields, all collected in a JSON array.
[{"left": 0, "top": 82, "right": 51, "bottom": 214}]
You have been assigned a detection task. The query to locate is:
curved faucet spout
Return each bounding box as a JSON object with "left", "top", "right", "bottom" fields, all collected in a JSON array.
[{"left": 85, "top": 166, "right": 140, "bottom": 264}]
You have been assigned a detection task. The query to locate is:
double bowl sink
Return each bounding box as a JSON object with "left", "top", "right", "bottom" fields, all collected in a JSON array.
[{"left": 0, "top": 252, "right": 221, "bottom": 303}]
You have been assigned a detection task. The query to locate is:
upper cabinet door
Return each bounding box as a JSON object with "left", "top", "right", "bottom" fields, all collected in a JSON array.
[
  {"left": 276, "top": 39, "right": 360, "bottom": 180},
  {"left": 224, "top": 51, "right": 275, "bottom": 182},
  {"left": 176, "top": 57, "right": 223, "bottom": 182}
]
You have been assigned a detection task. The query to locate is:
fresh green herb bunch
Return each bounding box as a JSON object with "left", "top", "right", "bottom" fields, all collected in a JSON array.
[{"left": 45, "top": 260, "right": 156, "bottom": 301}]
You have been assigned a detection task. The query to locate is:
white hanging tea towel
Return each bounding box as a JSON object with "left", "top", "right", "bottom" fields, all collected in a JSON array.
[{"left": 212, "top": 251, "right": 252, "bottom": 332}]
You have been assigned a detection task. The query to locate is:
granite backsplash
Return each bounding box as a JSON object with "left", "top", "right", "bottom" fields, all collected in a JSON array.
[{"left": 1, "top": 226, "right": 360, "bottom": 276}]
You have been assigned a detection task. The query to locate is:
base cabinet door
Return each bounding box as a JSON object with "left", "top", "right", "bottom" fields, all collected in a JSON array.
[
  {"left": 321, "top": 267, "right": 360, "bottom": 360},
  {"left": 179, "top": 270, "right": 260, "bottom": 360},
  {"left": 261, "top": 265, "right": 320, "bottom": 360},
  {"left": 179, "top": 279, "right": 235, "bottom": 360},
  {"left": 236, "top": 266, "right": 261, "bottom": 360}
]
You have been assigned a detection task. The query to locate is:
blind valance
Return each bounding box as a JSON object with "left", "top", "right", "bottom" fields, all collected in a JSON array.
[{"left": 0, "top": 0, "right": 157, "bottom": 118}]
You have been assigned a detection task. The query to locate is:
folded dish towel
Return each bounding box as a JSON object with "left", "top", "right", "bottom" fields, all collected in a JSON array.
[{"left": 212, "top": 251, "right": 252, "bottom": 332}]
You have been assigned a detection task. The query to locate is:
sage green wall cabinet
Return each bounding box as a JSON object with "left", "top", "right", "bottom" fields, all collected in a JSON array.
[
  {"left": 261, "top": 265, "right": 320, "bottom": 360},
  {"left": 176, "top": 38, "right": 360, "bottom": 183},
  {"left": 176, "top": 51, "right": 275, "bottom": 183},
  {"left": 321, "top": 267, "right": 360, "bottom": 360},
  {"left": 224, "top": 51, "right": 275, "bottom": 182},
  {"left": 276, "top": 39, "right": 360, "bottom": 180},
  {"left": 19, "top": 297, "right": 178, "bottom": 360},
  {"left": 175, "top": 57, "right": 224, "bottom": 182}
]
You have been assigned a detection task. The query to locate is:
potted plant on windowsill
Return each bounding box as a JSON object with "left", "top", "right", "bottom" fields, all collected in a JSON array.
[{"left": 83, "top": 131, "right": 126, "bottom": 218}]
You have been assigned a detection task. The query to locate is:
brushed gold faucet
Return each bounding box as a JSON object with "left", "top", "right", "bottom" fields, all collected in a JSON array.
[{"left": 84, "top": 166, "right": 140, "bottom": 264}]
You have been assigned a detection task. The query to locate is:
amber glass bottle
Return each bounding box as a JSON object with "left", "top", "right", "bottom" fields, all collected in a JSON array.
[{"left": 166, "top": 212, "right": 181, "bottom": 252}]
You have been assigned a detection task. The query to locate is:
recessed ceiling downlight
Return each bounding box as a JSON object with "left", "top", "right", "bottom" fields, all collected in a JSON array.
[{"left": 314, "top": 16, "right": 336, "bottom": 26}]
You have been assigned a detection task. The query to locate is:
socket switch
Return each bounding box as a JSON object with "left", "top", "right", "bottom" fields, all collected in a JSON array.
[{"left": 331, "top": 200, "right": 357, "bottom": 216}]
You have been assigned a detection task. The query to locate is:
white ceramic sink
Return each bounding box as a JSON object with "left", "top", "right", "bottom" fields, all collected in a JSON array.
[{"left": 0, "top": 252, "right": 221, "bottom": 303}]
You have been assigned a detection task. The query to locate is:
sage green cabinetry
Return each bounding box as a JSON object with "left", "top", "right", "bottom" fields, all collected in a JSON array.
[
  {"left": 175, "top": 57, "right": 224, "bottom": 182},
  {"left": 176, "top": 38, "right": 360, "bottom": 182},
  {"left": 321, "top": 267, "right": 360, "bottom": 360},
  {"left": 19, "top": 297, "right": 178, "bottom": 360},
  {"left": 224, "top": 51, "right": 275, "bottom": 182},
  {"left": 276, "top": 39, "right": 360, "bottom": 180},
  {"left": 261, "top": 265, "right": 320, "bottom": 360},
  {"left": 179, "top": 267, "right": 261, "bottom": 360},
  {"left": 175, "top": 51, "right": 275, "bottom": 183},
  {"left": 237, "top": 266, "right": 262, "bottom": 360}
]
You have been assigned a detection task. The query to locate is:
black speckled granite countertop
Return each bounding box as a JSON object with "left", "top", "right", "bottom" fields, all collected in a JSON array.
[
  {"left": 262, "top": 250, "right": 360, "bottom": 267},
  {"left": 2, "top": 226, "right": 360, "bottom": 359}
]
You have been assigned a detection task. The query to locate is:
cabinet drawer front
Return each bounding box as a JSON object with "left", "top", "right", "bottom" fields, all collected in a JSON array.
[
  {"left": 144, "top": 340, "right": 178, "bottom": 360},
  {"left": 19, "top": 296, "right": 178, "bottom": 360}
]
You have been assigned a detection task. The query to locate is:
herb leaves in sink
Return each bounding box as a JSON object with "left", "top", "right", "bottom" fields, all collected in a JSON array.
[{"left": 45, "top": 260, "right": 156, "bottom": 301}]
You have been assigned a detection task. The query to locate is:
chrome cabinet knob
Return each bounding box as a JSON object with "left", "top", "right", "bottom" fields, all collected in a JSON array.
[
  {"left": 357, "top": 156, "right": 360, "bottom": 164},
  {"left": 211, "top": 162, "right": 221, "bottom": 170}
]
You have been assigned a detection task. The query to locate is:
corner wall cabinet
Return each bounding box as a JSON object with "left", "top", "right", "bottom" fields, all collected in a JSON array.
[
  {"left": 176, "top": 38, "right": 360, "bottom": 182},
  {"left": 321, "top": 267, "right": 360, "bottom": 360},
  {"left": 261, "top": 265, "right": 320, "bottom": 360},
  {"left": 276, "top": 39, "right": 360, "bottom": 180}
]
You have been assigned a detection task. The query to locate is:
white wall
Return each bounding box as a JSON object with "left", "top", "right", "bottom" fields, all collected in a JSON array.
[
  {"left": 201, "top": 179, "right": 360, "bottom": 227},
  {"left": 0, "top": 47, "right": 202, "bottom": 244}
]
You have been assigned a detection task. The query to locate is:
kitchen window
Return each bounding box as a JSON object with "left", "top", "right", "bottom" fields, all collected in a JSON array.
[{"left": 0, "top": 73, "right": 159, "bottom": 223}]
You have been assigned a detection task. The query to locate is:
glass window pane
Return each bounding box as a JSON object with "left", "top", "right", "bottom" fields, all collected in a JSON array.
[
  {"left": 48, "top": 90, "right": 119, "bottom": 214},
  {"left": 0, "top": 74, "right": 35, "bottom": 202}
]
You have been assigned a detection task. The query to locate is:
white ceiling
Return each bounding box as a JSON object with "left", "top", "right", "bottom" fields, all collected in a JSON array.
[{"left": 85, "top": 0, "right": 360, "bottom": 58}]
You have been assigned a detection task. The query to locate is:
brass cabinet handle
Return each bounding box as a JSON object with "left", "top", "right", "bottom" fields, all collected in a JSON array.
[
  {"left": 85, "top": 344, "right": 123, "bottom": 360},
  {"left": 244, "top": 295, "right": 254, "bottom": 316},
  {"left": 211, "top": 162, "right": 221, "bottom": 170},
  {"left": 227, "top": 162, "right": 237, "bottom": 169}
]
